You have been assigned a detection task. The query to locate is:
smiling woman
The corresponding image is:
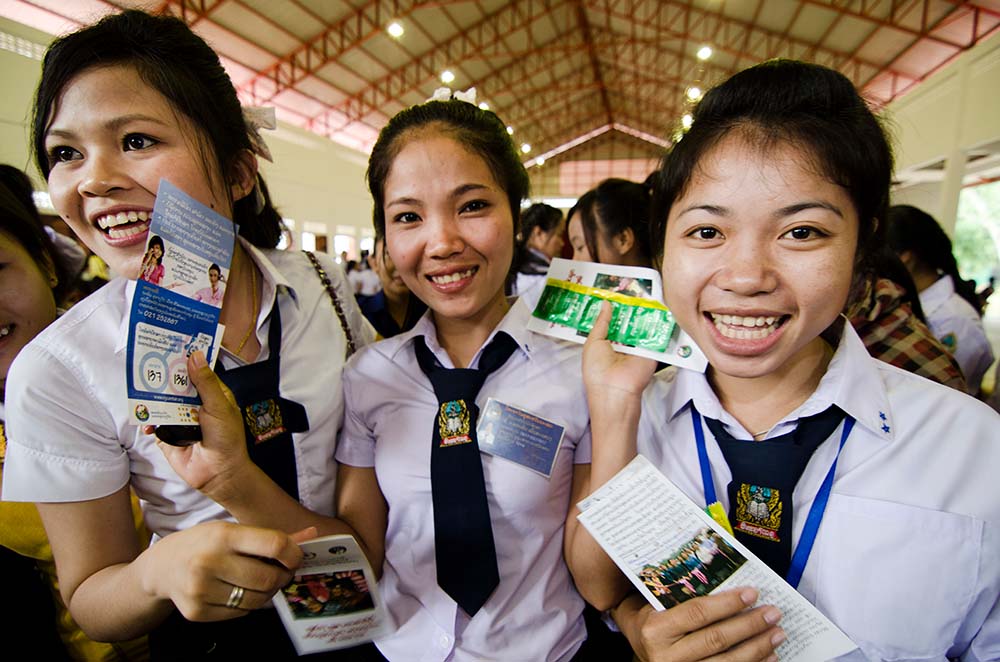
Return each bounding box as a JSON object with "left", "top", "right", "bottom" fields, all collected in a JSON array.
[
  {"left": 581, "top": 59, "right": 1000, "bottom": 662},
  {"left": 1, "top": 9, "right": 374, "bottom": 659}
]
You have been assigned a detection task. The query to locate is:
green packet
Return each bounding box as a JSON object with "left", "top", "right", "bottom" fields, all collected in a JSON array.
[{"left": 533, "top": 279, "right": 676, "bottom": 352}]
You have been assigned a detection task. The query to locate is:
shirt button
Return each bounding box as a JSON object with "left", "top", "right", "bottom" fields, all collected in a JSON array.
[{"left": 439, "top": 634, "right": 451, "bottom": 648}]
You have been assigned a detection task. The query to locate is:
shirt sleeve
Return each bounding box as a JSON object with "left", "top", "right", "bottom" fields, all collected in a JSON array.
[
  {"left": 334, "top": 358, "right": 377, "bottom": 468},
  {"left": 1, "top": 342, "right": 130, "bottom": 503}
]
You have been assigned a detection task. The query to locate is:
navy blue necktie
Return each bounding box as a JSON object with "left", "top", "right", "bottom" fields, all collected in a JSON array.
[
  {"left": 703, "top": 405, "right": 845, "bottom": 577},
  {"left": 413, "top": 332, "right": 518, "bottom": 616}
]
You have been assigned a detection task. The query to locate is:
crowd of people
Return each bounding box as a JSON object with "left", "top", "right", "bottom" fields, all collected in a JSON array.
[{"left": 1, "top": 7, "right": 998, "bottom": 662}]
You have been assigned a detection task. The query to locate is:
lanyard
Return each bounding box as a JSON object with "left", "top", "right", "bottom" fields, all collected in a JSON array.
[{"left": 691, "top": 407, "right": 855, "bottom": 589}]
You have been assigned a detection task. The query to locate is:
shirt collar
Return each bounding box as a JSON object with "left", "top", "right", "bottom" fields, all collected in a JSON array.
[
  {"left": 662, "top": 322, "right": 894, "bottom": 442},
  {"left": 114, "top": 238, "right": 295, "bottom": 354},
  {"left": 919, "top": 275, "right": 952, "bottom": 316},
  {"left": 384, "top": 297, "right": 533, "bottom": 368}
]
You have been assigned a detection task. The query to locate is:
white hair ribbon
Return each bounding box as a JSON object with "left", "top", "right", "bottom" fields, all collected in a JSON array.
[
  {"left": 242, "top": 106, "right": 276, "bottom": 163},
  {"left": 426, "top": 87, "right": 478, "bottom": 106}
]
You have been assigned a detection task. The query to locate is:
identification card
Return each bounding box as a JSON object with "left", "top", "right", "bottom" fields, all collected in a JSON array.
[{"left": 476, "top": 398, "right": 565, "bottom": 478}]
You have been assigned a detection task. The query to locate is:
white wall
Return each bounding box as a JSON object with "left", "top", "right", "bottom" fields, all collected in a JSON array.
[
  {"left": 0, "top": 16, "right": 375, "bottom": 253},
  {"left": 888, "top": 27, "right": 1000, "bottom": 229}
]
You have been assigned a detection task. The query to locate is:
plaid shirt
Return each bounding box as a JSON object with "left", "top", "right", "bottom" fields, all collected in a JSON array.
[{"left": 848, "top": 277, "right": 967, "bottom": 392}]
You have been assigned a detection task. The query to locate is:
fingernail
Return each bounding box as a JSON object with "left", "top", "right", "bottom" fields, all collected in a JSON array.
[
  {"left": 771, "top": 629, "right": 786, "bottom": 646},
  {"left": 764, "top": 607, "right": 782, "bottom": 625},
  {"left": 766, "top": 655, "right": 779, "bottom": 662},
  {"left": 191, "top": 351, "right": 207, "bottom": 368},
  {"left": 740, "top": 588, "right": 758, "bottom": 605}
]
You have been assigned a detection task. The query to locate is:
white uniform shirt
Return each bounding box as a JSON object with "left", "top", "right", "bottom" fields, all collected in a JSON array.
[
  {"left": 336, "top": 298, "right": 590, "bottom": 662},
  {"left": 2, "top": 242, "right": 374, "bottom": 537},
  {"left": 358, "top": 268, "right": 382, "bottom": 297},
  {"left": 920, "top": 275, "right": 994, "bottom": 393},
  {"left": 637, "top": 323, "right": 1000, "bottom": 662}
]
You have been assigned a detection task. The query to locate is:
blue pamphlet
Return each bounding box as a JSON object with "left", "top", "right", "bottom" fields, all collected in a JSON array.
[{"left": 126, "top": 180, "right": 236, "bottom": 425}]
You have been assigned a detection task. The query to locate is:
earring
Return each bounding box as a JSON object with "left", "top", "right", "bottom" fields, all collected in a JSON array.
[{"left": 49, "top": 275, "right": 59, "bottom": 287}]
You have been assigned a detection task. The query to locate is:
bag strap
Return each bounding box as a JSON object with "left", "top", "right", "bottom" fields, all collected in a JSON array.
[{"left": 303, "top": 250, "right": 356, "bottom": 358}]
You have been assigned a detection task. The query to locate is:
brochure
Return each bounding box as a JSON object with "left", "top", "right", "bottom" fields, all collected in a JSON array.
[
  {"left": 125, "top": 180, "right": 234, "bottom": 426},
  {"left": 526, "top": 258, "right": 708, "bottom": 372},
  {"left": 577, "top": 456, "right": 857, "bottom": 662},
  {"left": 273, "top": 534, "right": 391, "bottom": 655}
]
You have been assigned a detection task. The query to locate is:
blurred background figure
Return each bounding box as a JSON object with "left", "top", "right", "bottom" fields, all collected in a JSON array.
[
  {"left": 846, "top": 247, "right": 967, "bottom": 392},
  {"left": 566, "top": 178, "right": 653, "bottom": 268},
  {"left": 887, "top": 204, "right": 994, "bottom": 395},
  {"left": 360, "top": 236, "right": 426, "bottom": 338},
  {"left": 0, "top": 165, "right": 149, "bottom": 660},
  {"left": 509, "top": 202, "right": 565, "bottom": 306}
]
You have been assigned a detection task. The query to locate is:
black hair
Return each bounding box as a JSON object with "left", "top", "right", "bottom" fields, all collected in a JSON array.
[
  {"left": 512, "top": 203, "right": 563, "bottom": 278},
  {"left": 650, "top": 59, "right": 893, "bottom": 294},
  {"left": 208, "top": 263, "right": 221, "bottom": 274},
  {"left": 32, "top": 9, "right": 282, "bottom": 248},
  {"left": 0, "top": 167, "right": 69, "bottom": 304},
  {"left": 367, "top": 99, "right": 529, "bottom": 242},
  {"left": 576, "top": 178, "right": 653, "bottom": 267},
  {"left": 886, "top": 204, "right": 981, "bottom": 313}
]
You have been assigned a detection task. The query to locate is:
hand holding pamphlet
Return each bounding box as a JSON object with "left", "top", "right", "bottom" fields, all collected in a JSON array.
[
  {"left": 273, "top": 534, "right": 390, "bottom": 655},
  {"left": 577, "top": 456, "right": 857, "bottom": 662},
  {"left": 526, "top": 258, "right": 708, "bottom": 372}
]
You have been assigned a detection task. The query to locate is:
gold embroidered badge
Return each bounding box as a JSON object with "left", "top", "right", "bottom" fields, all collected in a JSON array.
[
  {"left": 438, "top": 399, "right": 471, "bottom": 446},
  {"left": 734, "top": 484, "right": 782, "bottom": 541}
]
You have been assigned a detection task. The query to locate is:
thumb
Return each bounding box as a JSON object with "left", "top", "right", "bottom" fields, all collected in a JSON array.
[
  {"left": 586, "top": 300, "right": 614, "bottom": 343},
  {"left": 187, "top": 351, "right": 238, "bottom": 415},
  {"left": 290, "top": 526, "right": 319, "bottom": 544}
]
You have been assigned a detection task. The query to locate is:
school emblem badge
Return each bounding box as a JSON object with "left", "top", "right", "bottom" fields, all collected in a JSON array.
[
  {"left": 244, "top": 398, "right": 286, "bottom": 443},
  {"left": 438, "top": 399, "right": 471, "bottom": 446},
  {"left": 734, "top": 484, "right": 782, "bottom": 541}
]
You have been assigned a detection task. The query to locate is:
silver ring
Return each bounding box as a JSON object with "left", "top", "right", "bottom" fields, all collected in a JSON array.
[{"left": 226, "top": 584, "right": 245, "bottom": 609}]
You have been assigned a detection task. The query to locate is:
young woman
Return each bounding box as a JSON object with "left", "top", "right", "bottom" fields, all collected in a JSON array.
[
  {"left": 358, "top": 235, "right": 427, "bottom": 338},
  {"left": 583, "top": 60, "right": 1000, "bottom": 662},
  {"left": 567, "top": 178, "right": 652, "bottom": 267},
  {"left": 140, "top": 235, "right": 165, "bottom": 285},
  {"left": 193, "top": 263, "right": 225, "bottom": 307},
  {"left": 510, "top": 202, "right": 565, "bottom": 305},
  {"left": 1, "top": 10, "right": 373, "bottom": 658},
  {"left": 887, "top": 204, "right": 994, "bottom": 394},
  {"left": 333, "top": 97, "right": 599, "bottom": 661}
]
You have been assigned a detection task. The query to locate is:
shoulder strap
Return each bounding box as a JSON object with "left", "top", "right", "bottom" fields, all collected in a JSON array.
[{"left": 303, "top": 250, "right": 356, "bottom": 358}]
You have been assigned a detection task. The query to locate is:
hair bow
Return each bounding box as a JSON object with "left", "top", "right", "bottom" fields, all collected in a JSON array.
[
  {"left": 426, "top": 87, "right": 478, "bottom": 106},
  {"left": 242, "top": 106, "right": 276, "bottom": 163}
]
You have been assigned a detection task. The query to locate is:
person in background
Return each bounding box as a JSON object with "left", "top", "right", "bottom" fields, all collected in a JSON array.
[
  {"left": 887, "top": 204, "right": 994, "bottom": 395},
  {"left": 567, "top": 178, "right": 653, "bottom": 268},
  {"left": 509, "top": 202, "right": 565, "bottom": 306},
  {"left": 581, "top": 58, "right": 999, "bottom": 662},
  {"left": 0, "top": 168, "right": 150, "bottom": 660},
  {"left": 359, "top": 235, "right": 426, "bottom": 338},
  {"left": 846, "top": 247, "right": 967, "bottom": 391},
  {"left": 356, "top": 251, "right": 382, "bottom": 302},
  {"left": 1, "top": 10, "right": 373, "bottom": 658}
]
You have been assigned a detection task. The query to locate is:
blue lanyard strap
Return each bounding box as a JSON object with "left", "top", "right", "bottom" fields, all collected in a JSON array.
[{"left": 691, "top": 406, "right": 855, "bottom": 589}]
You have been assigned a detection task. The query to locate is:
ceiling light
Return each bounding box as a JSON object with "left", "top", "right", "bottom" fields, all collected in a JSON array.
[
  {"left": 696, "top": 45, "right": 712, "bottom": 60},
  {"left": 478, "top": 101, "right": 490, "bottom": 110},
  {"left": 536, "top": 156, "right": 545, "bottom": 166},
  {"left": 440, "top": 70, "right": 455, "bottom": 84},
  {"left": 686, "top": 86, "right": 702, "bottom": 101},
  {"left": 387, "top": 21, "right": 404, "bottom": 38},
  {"left": 506, "top": 126, "right": 514, "bottom": 135},
  {"left": 681, "top": 114, "right": 693, "bottom": 129},
  {"left": 521, "top": 143, "right": 531, "bottom": 154}
]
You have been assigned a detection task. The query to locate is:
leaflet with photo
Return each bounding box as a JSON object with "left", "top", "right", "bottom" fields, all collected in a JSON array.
[
  {"left": 526, "top": 258, "right": 708, "bottom": 372},
  {"left": 577, "top": 455, "right": 857, "bottom": 662},
  {"left": 273, "top": 534, "right": 391, "bottom": 655},
  {"left": 126, "top": 180, "right": 234, "bottom": 426}
]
